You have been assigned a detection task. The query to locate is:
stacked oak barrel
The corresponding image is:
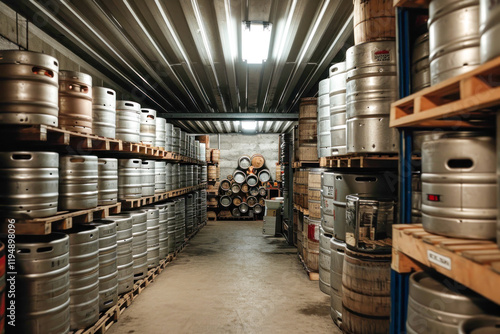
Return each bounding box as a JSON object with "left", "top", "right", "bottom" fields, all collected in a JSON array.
[{"left": 219, "top": 154, "right": 269, "bottom": 218}]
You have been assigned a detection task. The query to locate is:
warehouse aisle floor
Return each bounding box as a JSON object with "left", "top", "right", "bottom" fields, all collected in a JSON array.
[{"left": 107, "top": 220, "right": 340, "bottom": 334}]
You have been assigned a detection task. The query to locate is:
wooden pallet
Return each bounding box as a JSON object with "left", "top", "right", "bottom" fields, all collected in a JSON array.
[
  {"left": 120, "top": 184, "right": 205, "bottom": 209},
  {"left": 390, "top": 56, "right": 500, "bottom": 128},
  {"left": 319, "top": 153, "right": 400, "bottom": 168},
  {"left": 393, "top": 0, "right": 429, "bottom": 7},
  {"left": 0, "top": 124, "right": 205, "bottom": 164},
  {"left": 292, "top": 160, "right": 319, "bottom": 168},
  {"left": 70, "top": 223, "right": 203, "bottom": 334},
  {"left": 392, "top": 224, "right": 500, "bottom": 305},
  {"left": 298, "top": 253, "right": 319, "bottom": 281},
  {"left": 1, "top": 203, "right": 121, "bottom": 235}
]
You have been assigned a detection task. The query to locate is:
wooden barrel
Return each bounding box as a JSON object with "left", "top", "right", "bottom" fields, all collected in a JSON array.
[
  {"left": 342, "top": 249, "right": 391, "bottom": 334},
  {"left": 205, "top": 148, "right": 212, "bottom": 162},
  {"left": 296, "top": 210, "right": 303, "bottom": 254},
  {"left": 220, "top": 179, "right": 231, "bottom": 191},
  {"left": 240, "top": 183, "right": 249, "bottom": 193},
  {"left": 297, "top": 98, "right": 318, "bottom": 161},
  {"left": 232, "top": 196, "right": 242, "bottom": 206},
  {"left": 353, "top": 0, "right": 396, "bottom": 45},
  {"left": 275, "top": 164, "right": 282, "bottom": 182},
  {"left": 216, "top": 165, "right": 220, "bottom": 179},
  {"left": 251, "top": 154, "right": 265, "bottom": 169},
  {"left": 227, "top": 174, "right": 233, "bottom": 181},
  {"left": 308, "top": 169, "right": 325, "bottom": 219},
  {"left": 301, "top": 169, "right": 309, "bottom": 208},
  {"left": 306, "top": 217, "right": 320, "bottom": 272},
  {"left": 208, "top": 165, "right": 217, "bottom": 180},
  {"left": 258, "top": 198, "right": 265, "bottom": 206},
  {"left": 293, "top": 208, "right": 299, "bottom": 246},
  {"left": 207, "top": 197, "right": 218, "bottom": 206},
  {"left": 211, "top": 149, "right": 220, "bottom": 163}
]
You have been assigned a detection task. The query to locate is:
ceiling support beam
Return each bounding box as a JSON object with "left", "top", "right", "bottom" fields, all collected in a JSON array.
[{"left": 160, "top": 112, "right": 298, "bottom": 121}]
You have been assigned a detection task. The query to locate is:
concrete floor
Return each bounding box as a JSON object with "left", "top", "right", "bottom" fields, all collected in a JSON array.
[{"left": 108, "top": 220, "right": 341, "bottom": 334}]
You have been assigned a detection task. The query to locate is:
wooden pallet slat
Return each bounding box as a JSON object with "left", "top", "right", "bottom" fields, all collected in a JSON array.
[
  {"left": 1, "top": 203, "right": 122, "bottom": 235},
  {"left": 392, "top": 224, "right": 500, "bottom": 305},
  {"left": 390, "top": 56, "right": 500, "bottom": 128}
]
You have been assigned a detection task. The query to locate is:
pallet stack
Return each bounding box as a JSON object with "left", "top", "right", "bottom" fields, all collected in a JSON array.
[{"left": 206, "top": 147, "right": 220, "bottom": 221}]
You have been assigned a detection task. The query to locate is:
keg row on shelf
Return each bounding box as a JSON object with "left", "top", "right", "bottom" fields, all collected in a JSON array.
[
  {"left": 5, "top": 194, "right": 206, "bottom": 333},
  {"left": 0, "top": 152, "right": 208, "bottom": 219},
  {"left": 0, "top": 50, "right": 205, "bottom": 160}
]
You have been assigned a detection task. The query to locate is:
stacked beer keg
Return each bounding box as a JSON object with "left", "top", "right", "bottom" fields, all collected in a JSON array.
[
  {"left": 0, "top": 49, "right": 206, "bottom": 334},
  {"left": 218, "top": 154, "right": 270, "bottom": 218}
]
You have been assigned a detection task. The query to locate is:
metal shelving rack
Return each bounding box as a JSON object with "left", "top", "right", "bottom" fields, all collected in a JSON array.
[{"left": 390, "top": 1, "right": 500, "bottom": 332}]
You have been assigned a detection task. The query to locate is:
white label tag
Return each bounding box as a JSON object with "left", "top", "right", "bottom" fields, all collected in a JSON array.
[{"left": 427, "top": 250, "right": 452, "bottom": 270}]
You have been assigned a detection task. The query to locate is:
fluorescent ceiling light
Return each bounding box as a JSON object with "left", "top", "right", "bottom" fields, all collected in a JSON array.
[
  {"left": 242, "top": 21, "right": 272, "bottom": 64},
  {"left": 241, "top": 121, "right": 257, "bottom": 131}
]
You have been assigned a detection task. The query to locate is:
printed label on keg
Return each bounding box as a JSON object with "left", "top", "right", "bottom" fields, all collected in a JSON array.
[
  {"left": 427, "top": 250, "right": 451, "bottom": 270},
  {"left": 326, "top": 186, "right": 334, "bottom": 196},
  {"left": 374, "top": 50, "right": 391, "bottom": 62}
]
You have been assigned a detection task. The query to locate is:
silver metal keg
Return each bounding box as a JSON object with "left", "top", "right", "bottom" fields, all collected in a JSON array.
[
  {"left": 155, "top": 204, "right": 169, "bottom": 259},
  {"left": 480, "top": 0, "right": 500, "bottom": 63},
  {"left": 116, "top": 100, "right": 141, "bottom": 143},
  {"left": 422, "top": 134, "right": 496, "bottom": 239},
  {"left": 165, "top": 163, "right": 174, "bottom": 191},
  {"left": 412, "top": 173, "right": 422, "bottom": 224},
  {"left": 200, "top": 143, "right": 206, "bottom": 162},
  {"left": 172, "top": 163, "right": 181, "bottom": 190},
  {"left": 165, "top": 123, "right": 174, "bottom": 152},
  {"left": 238, "top": 155, "right": 251, "bottom": 170},
  {"left": 318, "top": 78, "right": 331, "bottom": 158},
  {"left": 180, "top": 130, "right": 187, "bottom": 156},
  {"left": 407, "top": 271, "right": 500, "bottom": 333},
  {"left": 15, "top": 233, "right": 70, "bottom": 333},
  {"left": 345, "top": 41, "right": 399, "bottom": 154},
  {"left": 141, "top": 160, "right": 155, "bottom": 197},
  {"left": 459, "top": 315, "right": 500, "bottom": 334},
  {"left": 67, "top": 225, "right": 99, "bottom": 330},
  {"left": 92, "top": 87, "right": 116, "bottom": 138},
  {"left": 107, "top": 215, "right": 134, "bottom": 294},
  {"left": 319, "top": 227, "right": 332, "bottom": 295},
  {"left": 126, "top": 210, "right": 148, "bottom": 280},
  {"left": 246, "top": 174, "right": 259, "bottom": 187},
  {"left": 239, "top": 202, "right": 249, "bottom": 214},
  {"left": 329, "top": 62, "right": 347, "bottom": 156},
  {"left": 345, "top": 195, "right": 396, "bottom": 253},
  {"left": 321, "top": 172, "right": 335, "bottom": 235},
  {"left": 412, "top": 33, "right": 431, "bottom": 93},
  {"left": 172, "top": 127, "right": 181, "bottom": 153},
  {"left": 144, "top": 208, "right": 160, "bottom": 268},
  {"left": 59, "top": 155, "right": 98, "bottom": 210},
  {"left": 155, "top": 116, "right": 166, "bottom": 148},
  {"left": 175, "top": 198, "right": 186, "bottom": 249},
  {"left": 59, "top": 70, "right": 93, "bottom": 134},
  {"left": 429, "top": 0, "right": 480, "bottom": 84},
  {"left": 332, "top": 172, "right": 396, "bottom": 241},
  {"left": 98, "top": 158, "right": 118, "bottom": 205},
  {"left": 118, "top": 159, "right": 142, "bottom": 200},
  {"left": 165, "top": 202, "right": 176, "bottom": 254},
  {"left": 87, "top": 220, "right": 118, "bottom": 312},
  {"left": 254, "top": 204, "right": 263, "bottom": 214},
  {"left": 140, "top": 108, "right": 156, "bottom": 146},
  {"left": 329, "top": 238, "right": 345, "bottom": 326},
  {"left": 233, "top": 170, "right": 246, "bottom": 184},
  {"left": 0, "top": 50, "right": 59, "bottom": 126},
  {"left": 0, "top": 151, "right": 59, "bottom": 218},
  {"left": 258, "top": 169, "right": 271, "bottom": 183},
  {"left": 154, "top": 161, "right": 166, "bottom": 194}
]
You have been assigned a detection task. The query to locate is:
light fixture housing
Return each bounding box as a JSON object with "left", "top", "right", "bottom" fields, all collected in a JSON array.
[{"left": 242, "top": 21, "right": 272, "bottom": 64}]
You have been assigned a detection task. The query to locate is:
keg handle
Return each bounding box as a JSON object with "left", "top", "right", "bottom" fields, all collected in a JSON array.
[
  {"left": 11, "top": 154, "right": 32, "bottom": 160},
  {"left": 106, "top": 90, "right": 115, "bottom": 96},
  {"left": 355, "top": 177, "right": 377, "bottom": 182},
  {"left": 32, "top": 66, "right": 54, "bottom": 78},
  {"left": 70, "top": 157, "right": 85, "bottom": 163},
  {"left": 447, "top": 159, "right": 473, "bottom": 169}
]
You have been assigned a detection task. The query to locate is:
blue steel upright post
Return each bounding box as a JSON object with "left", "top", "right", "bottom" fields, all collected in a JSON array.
[{"left": 391, "top": 6, "right": 413, "bottom": 334}]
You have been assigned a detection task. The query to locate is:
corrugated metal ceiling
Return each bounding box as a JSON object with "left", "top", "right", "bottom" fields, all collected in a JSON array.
[{"left": 6, "top": 0, "right": 354, "bottom": 133}]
